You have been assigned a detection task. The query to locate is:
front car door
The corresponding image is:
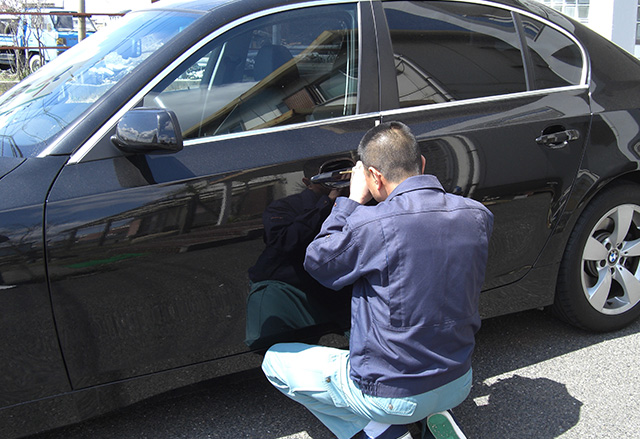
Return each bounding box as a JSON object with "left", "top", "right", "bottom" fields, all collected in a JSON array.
[
  {"left": 45, "top": 1, "right": 377, "bottom": 389},
  {"left": 375, "top": 0, "right": 591, "bottom": 315}
]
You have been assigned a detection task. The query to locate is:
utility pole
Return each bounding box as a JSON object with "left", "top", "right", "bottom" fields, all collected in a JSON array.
[{"left": 78, "top": 0, "right": 86, "bottom": 42}]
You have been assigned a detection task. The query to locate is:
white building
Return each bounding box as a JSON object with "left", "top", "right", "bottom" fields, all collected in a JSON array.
[
  {"left": 54, "top": 1, "right": 153, "bottom": 27},
  {"left": 39, "top": 0, "right": 152, "bottom": 12},
  {"left": 536, "top": 0, "right": 640, "bottom": 57},
  {"left": 84, "top": 0, "right": 153, "bottom": 26}
]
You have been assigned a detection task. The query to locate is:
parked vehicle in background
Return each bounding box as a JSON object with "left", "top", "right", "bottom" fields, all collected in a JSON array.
[
  {"left": 0, "top": 17, "right": 17, "bottom": 67},
  {"left": 2, "top": 0, "right": 640, "bottom": 437},
  {"left": 0, "top": 9, "right": 96, "bottom": 72}
]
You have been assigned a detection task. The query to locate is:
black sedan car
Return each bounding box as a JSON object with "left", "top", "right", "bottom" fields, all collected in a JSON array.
[{"left": 2, "top": 0, "right": 640, "bottom": 436}]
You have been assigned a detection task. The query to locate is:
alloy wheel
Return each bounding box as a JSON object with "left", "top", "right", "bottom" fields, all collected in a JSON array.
[{"left": 581, "top": 204, "right": 640, "bottom": 315}]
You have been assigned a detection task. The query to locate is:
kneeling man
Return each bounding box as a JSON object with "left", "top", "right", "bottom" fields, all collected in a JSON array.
[{"left": 262, "top": 122, "right": 493, "bottom": 439}]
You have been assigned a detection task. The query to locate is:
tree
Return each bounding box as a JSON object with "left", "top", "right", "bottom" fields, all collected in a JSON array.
[{"left": 0, "top": 0, "right": 47, "bottom": 78}]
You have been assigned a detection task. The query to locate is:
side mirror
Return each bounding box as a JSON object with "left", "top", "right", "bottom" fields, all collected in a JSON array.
[{"left": 111, "top": 108, "right": 183, "bottom": 155}]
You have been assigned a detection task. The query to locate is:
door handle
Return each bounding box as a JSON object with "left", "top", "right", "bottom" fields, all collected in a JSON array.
[{"left": 536, "top": 129, "right": 580, "bottom": 149}]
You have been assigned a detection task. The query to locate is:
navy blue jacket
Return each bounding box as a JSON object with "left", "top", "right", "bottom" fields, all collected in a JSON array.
[{"left": 304, "top": 175, "right": 493, "bottom": 398}]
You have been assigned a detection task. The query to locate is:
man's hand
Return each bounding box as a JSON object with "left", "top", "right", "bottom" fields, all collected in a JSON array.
[{"left": 349, "top": 161, "right": 372, "bottom": 204}]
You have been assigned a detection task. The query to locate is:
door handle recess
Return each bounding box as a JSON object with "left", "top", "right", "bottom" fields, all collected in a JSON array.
[{"left": 536, "top": 129, "right": 580, "bottom": 149}]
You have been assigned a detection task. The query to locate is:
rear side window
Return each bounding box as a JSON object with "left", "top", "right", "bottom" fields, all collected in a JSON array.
[
  {"left": 383, "top": 1, "right": 527, "bottom": 107},
  {"left": 520, "top": 15, "right": 584, "bottom": 89}
]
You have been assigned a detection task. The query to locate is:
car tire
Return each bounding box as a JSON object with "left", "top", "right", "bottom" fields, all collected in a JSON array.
[
  {"left": 28, "top": 53, "right": 43, "bottom": 72},
  {"left": 554, "top": 182, "right": 640, "bottom": 331}
]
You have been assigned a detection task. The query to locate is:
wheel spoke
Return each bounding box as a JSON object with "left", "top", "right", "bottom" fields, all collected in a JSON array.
[
  {"left": 610, "top": 205, "right": 634, "bottom": 246},
  {"left": 615, "top": 266, "right": 640, "bottom": 307},
  {"left": 587, "top": 268, "right": 612, "bottom": 311},
  {"left": 621, "top": 238, "right": 640, "bottom": 257},
  {"left": 583, "top": 236, "right": 608, "bottom": 261}
]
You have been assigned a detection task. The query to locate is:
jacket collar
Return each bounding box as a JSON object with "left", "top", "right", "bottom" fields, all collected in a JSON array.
[{"left": 386, "top": 174, "right": 445, "bottom": 202}]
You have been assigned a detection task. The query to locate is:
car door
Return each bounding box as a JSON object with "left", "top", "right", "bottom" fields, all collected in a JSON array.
[
  {"left": 375, "top": 1, "right": 591, "bottom": 308},
  {"left": 45, "top": 2, "right": 378, "bottom": 389}
]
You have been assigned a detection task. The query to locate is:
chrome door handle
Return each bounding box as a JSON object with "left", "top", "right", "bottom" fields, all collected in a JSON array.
[{"left": 536, "top": 129, "right": 580, "bottom": 149}]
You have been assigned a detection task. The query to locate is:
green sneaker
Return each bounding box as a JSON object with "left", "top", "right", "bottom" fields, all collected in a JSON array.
[{"left": 425, "top": 411, "right": 467, "bottom": 439}]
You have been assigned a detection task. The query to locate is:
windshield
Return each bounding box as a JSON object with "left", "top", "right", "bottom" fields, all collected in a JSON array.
[
  {"left": 0, "top": 9, "right": 199, "bottom": 158},
  {"left": 53, "top": 14, "right": 98, "bottom": 33}
]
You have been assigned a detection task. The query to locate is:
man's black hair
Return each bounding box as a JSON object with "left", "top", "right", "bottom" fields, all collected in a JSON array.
[{"left": 358, "top": 121, "right": 422, "bottom": 183}]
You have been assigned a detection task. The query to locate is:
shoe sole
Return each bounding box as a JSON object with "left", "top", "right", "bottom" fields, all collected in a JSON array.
[{"left": 425, "top": 411, "right": 467, "bottom": 439}]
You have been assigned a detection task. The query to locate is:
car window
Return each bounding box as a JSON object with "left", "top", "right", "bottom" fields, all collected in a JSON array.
[
  {"left": 144, "top": 4, "right": 359, "bottom": 140},
  {"left": 520, "top": 15, "right": 583, "bottom": 89},
  {"left": 0, "top": 9, "right": 199, "bottom": 158},
  {"left": 382, "top": 1, "right": 526, "bottom": 107}
]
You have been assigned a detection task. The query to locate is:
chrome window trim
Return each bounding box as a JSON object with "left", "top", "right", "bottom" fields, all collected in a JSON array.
[
  {"left": 379, "top": 83, "right": 590, "bottom": 119},
  {"left": 69, "top": 109, "right": 378, "bottom": 157},
  {"left": 67, "top": 0, "right": 364, "bottom": 164},
  {"left": 183, "top": 111, "right": 376, "bottom": 147}
]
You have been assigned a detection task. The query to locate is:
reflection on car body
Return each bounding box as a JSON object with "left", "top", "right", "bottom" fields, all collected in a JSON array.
[{"left": 245, "top": 158, "right": 353, "bottom": 350}]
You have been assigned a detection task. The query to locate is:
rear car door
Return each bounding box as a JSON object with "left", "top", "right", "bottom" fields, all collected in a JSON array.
[
  {"left": 45, "top": 2, "right": 377, "bottom": 389},
  {"left": 376, "top": 0, "right": 591, "bottom": 312}
]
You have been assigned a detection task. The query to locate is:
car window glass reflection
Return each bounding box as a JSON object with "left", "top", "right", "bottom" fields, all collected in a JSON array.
[
  {"left": 0, "top": 10, "right": 197, "bottom": 158},
  {"left": 383, "top": 1, "right": 526, "bottom": 107},
  {"left": 144, "top": 4, "right": 359, "bottom": 140},
  {"left": 520, "top": 16, "right": 584, "bottom": 89}
]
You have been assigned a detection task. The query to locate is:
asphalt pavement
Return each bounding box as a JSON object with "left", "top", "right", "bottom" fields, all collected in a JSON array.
[{"left": 26, "top": 308, "right": 640, "bottom": 439}]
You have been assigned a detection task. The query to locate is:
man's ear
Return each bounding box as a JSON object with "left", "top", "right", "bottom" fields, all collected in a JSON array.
[
  {"left": 421, "top": 155, "right": 426, "bottom": 173},
  {"left": 368, "top": 167, "right": 383, "bottom": 189}
]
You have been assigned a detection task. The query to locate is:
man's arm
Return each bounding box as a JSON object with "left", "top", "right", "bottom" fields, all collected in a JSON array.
[
  {"left": 303, "top": 197, "right": 364, "bottom": 290},
  {"left": 304, "top": 163, "right": 377, "bottom": 290}
]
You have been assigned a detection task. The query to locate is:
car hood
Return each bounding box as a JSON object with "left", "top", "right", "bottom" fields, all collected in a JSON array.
[{"left": 0, "top": 158, "right": 25, "bottom": 180}]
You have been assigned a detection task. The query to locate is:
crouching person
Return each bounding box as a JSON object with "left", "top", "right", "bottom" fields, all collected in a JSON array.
[{"left": 262, "top": 122, "right": 493, "bottom": 439}]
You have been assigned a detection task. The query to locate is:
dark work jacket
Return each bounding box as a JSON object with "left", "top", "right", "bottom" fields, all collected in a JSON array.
[{"left": 304, "top": 175, "right": 493, "bottom": 398}]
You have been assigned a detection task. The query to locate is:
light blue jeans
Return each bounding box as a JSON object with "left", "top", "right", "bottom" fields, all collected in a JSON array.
[{"left": 262, "top": 343, "right": 472, "bottom": 439}]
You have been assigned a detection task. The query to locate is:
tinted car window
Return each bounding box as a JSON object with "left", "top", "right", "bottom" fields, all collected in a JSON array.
[
  {"left": 383, "top": 1, "right": 526, "bottom": 107},
  {"left": 520, "top": 15, "right": 583, "bottom": 89},
  {"left": 144, "top": 4, "right": 358, "bottom": 139}
]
